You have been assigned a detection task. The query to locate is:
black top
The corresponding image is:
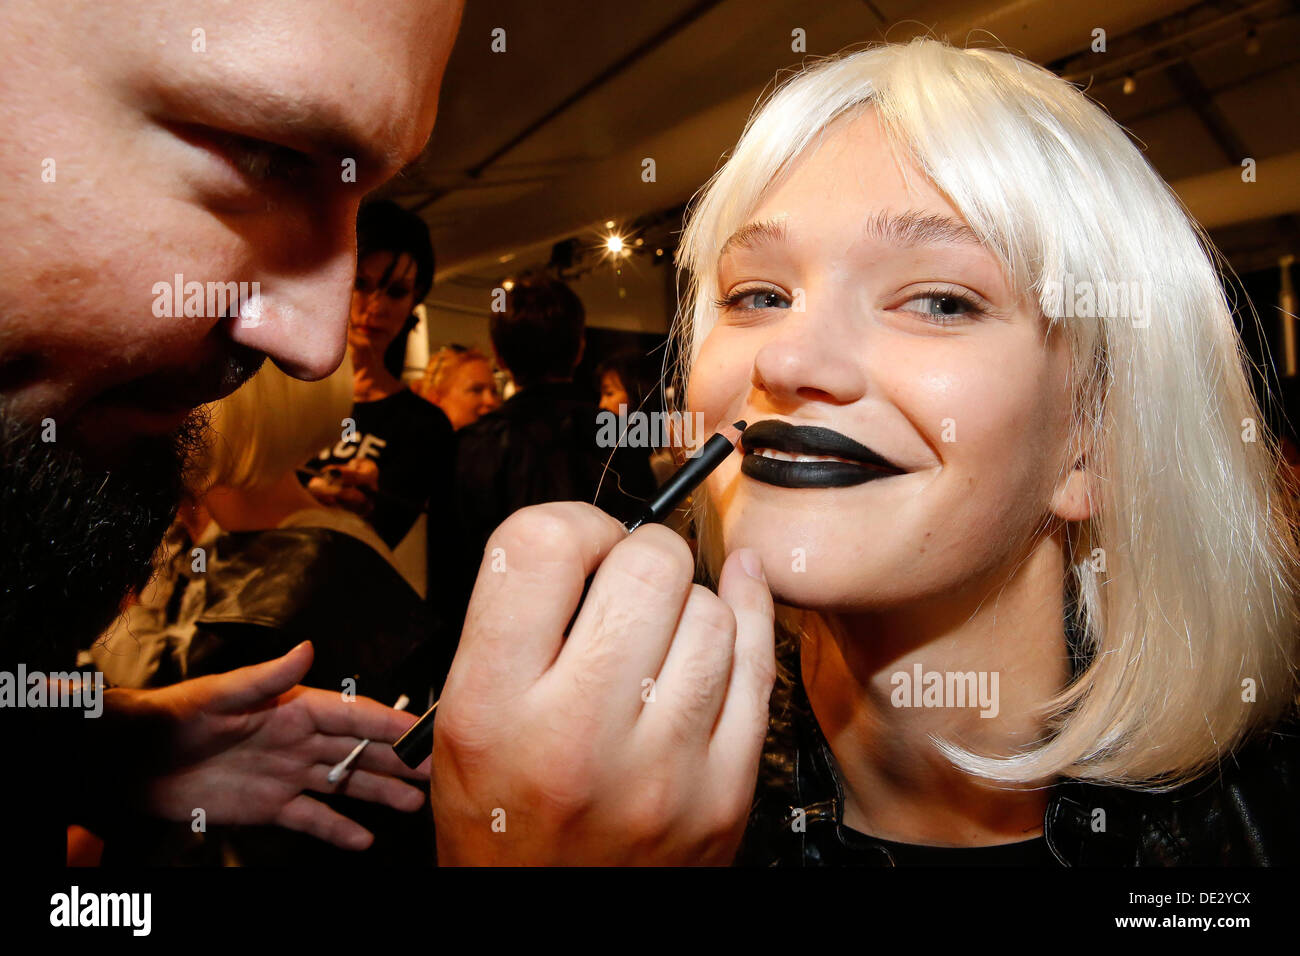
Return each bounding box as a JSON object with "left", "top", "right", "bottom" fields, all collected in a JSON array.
[
  {"left": 103, "top": 526, "right": 443, "bottom": 866},
  {"left": 845, "top": 832, "right": 1057, "bottom": 866},
  {"left": 311, "top": 389, "right": 454, "bottom": 551},
  {"left": 738, "top": 661, "right": 1300, "bottom": 866}
]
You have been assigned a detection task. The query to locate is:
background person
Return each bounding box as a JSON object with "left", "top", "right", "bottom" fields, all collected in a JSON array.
[
  {"left": 453, "top": 276, "right": 658, "bottom": 561},
  {"left": 420, "top": 343, "right": 501, "bottom": 430},
  {"left": 307, "top": 199, "right": 457, "bottom": 600}
]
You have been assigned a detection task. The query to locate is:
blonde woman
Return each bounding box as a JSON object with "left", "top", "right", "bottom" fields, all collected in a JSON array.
[
  {"left": 429, "top": 39, "right": 1300, "bottom": 866},
  {"left": 420, "top": 344, "right": 501, "bottom": 430}
]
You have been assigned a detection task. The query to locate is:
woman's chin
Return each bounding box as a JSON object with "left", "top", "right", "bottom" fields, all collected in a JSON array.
[{"left": 759, "top": 563, "right": 886, "bottom": 614}]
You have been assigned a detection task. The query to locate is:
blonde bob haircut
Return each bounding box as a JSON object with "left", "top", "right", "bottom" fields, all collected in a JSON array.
[
  {"left": 202, "top": 352, "right": 355, "bottom": 494},
  {"left": 673, "top": 38, "right": 1300, "bottom": 788}
]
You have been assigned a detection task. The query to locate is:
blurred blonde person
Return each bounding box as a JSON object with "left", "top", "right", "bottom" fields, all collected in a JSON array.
[{"left": 421, "top": 344, "right": 500, "bottom": 430}]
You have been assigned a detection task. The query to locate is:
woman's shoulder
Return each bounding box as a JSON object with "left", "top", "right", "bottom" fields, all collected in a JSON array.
[{"left": 1049, "top": 715, "right": 1300, "bottom": 865}]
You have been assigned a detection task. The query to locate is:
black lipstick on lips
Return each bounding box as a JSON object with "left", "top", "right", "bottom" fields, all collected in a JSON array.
[
  {"left": 740, "top": 419, "right": 906, "bottom": 489},
  {"left": 393, "top": 420, "right": 747, "bottom": 769}
]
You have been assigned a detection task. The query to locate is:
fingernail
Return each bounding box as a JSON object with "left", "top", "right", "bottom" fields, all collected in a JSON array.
[{"left": 737, "top": 548, "right": 764, "bottom": 581}]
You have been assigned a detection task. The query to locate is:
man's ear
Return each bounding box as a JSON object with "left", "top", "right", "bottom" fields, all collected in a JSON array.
[{"left": 574, "top": 335, "right": 586, "bottom": 368}]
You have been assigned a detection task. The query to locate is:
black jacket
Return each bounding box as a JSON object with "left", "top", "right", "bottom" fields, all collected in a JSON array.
[
  {"left": 737, "top": 675, "right": 1300, "bottom": 866},
  {"left": 101, "top": 525, "right": 446, "bottom": 866},
  {"left": 448, "top": 381, "right": 657, "bottom": 619}
]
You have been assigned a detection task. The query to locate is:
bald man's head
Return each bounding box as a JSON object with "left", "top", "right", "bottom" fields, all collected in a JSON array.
[{"left": 0, "top": 0, "right": 462, "bottom": 651}]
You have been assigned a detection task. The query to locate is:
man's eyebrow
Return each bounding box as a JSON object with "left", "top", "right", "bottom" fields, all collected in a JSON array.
[
  {"left": 718, "top": 219, "right": 789, "bottom": 261},
  {"left": 157, "top": 80, "right": 415, "bottom": 176},
  {"left": 863, "top": 209, "right": 982, "bottom": 247}
]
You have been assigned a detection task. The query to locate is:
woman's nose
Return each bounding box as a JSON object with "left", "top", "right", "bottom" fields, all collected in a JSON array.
[{"left": 750, "top": 305, "right": 868, "bottom": 406}]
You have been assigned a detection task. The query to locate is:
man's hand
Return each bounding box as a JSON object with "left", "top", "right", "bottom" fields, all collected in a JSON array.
[
  {"left": 431, "top": 502, "right": 776, "bottom": 865},
  {"left": 105, "top": 642, "right": 428, "bottom": 851}
]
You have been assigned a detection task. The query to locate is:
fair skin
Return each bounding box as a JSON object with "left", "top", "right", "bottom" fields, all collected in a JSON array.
[
  {"left": 431, "top": 357, "right": 500, "bottom": 429},
  {"left": 0, "top": 0, "right": 462, "bottom": 847},
  {"left": 430, "top": 503, "right": 776, "bottom": 864},
  {"left": 689, "top": 108, "right": 1093, "bottom": 846}
]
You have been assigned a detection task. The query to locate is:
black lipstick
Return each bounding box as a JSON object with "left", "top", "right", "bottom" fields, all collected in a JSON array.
[{"left": 740, "top": 419, "right": 905, "bottom": 489}]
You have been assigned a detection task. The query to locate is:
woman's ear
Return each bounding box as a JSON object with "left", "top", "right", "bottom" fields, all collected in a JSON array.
[{"left": 1050, "top": 458, "right": 1093, "bottom": 522}]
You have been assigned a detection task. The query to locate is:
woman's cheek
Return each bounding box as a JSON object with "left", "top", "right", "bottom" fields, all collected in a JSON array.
[{"left": 690, "top": 331, "right": 751, "bottom": 426}]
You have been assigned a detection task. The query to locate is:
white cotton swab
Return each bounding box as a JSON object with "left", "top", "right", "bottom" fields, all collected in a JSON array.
[{"left": 327, "top": 694, "right": 410, "bottom": 784}]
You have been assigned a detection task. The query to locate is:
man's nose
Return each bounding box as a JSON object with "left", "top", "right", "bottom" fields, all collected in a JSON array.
[{"left": 227, "top": 225, "right": 358, "bottom": 381}]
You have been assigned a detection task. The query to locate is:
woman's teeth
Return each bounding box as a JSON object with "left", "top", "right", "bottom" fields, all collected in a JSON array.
[{"left": 750, "top": 447, "right": 861, "bottom": 465}]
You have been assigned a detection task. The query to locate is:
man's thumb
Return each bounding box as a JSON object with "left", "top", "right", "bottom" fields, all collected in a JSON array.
[{"left": 210, "top": 641, "right": 315, "bottom": 712}]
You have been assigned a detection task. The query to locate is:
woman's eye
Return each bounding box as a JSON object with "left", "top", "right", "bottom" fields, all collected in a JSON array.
[
  {"left": 385, "top": 285, "right": 412, "bottom": 300},
  {"left": 900, "top": 290, "right": 984, "bottom": 325},
  {"left": 715, "top": 287, "right": 791, "bottom": 311}
]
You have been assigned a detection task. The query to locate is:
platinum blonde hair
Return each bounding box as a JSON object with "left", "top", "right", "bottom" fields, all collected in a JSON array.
[
  {"left": 203, "top": 353, "right": 355, "bottom": 494},
  {"left": 673, "top": 38, "right": 1299, "bottom": 787}
]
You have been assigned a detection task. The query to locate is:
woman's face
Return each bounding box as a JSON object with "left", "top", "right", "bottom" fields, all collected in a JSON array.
[
  {"left": 437, "top": 358, "right": 500, "bottom": 429},
  {"left": 348, "top": 250, "right": 418, "bottom": 352},
  {"left": 689, "top": 108, "right": 1087, "bottom": 612},
  {"left": 599, "top": 370, "right": 629, "bottom": 416}
]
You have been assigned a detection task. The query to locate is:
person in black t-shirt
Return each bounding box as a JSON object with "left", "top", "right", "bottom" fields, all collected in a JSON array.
[{"left": 306, "top": 201, "right": 456, "bottom": 596}]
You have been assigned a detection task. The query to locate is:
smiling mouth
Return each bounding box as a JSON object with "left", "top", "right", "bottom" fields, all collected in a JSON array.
[{"left": 740, "top": 419, "right": 906, "bottom": 489}]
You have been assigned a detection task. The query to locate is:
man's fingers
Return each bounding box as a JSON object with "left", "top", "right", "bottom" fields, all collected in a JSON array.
[
  {"left": 274, "top": 793, "right": 374, "bottom": 851},
  {"left": 638, "top": 584, "right": 736, "bottom": 748},
  {"left": 555, "top": 524, "right": 696, "bottom": 728},
  {"left": 455, "top": 502, "right": 628, "bottom": 693},
  {"left": 708, "top": 549, "right": 776, "bottom": 778},
  {"left": 206, "top": 642, "right": 315, "bottom": 713}
]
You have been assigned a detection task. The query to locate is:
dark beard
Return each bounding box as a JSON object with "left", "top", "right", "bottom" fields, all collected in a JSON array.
[{"left": 0, "top": 408, "right": 209, "bottom": 669}]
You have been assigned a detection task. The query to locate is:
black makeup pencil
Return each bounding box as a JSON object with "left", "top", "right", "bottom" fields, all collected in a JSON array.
[{"left": 391, "top": 420, "right": 747, "bottom": 769}]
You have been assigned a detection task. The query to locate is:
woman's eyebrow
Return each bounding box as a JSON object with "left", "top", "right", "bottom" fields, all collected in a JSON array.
[
  {"left": 717, "top": 210, "right": 982, "bottom": 267},
  {"left": 718, "top": 218, "right": 789, "bottom": 262},
  {"left": 863, "top": 209, "right": 982, "bottom": 247}
]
